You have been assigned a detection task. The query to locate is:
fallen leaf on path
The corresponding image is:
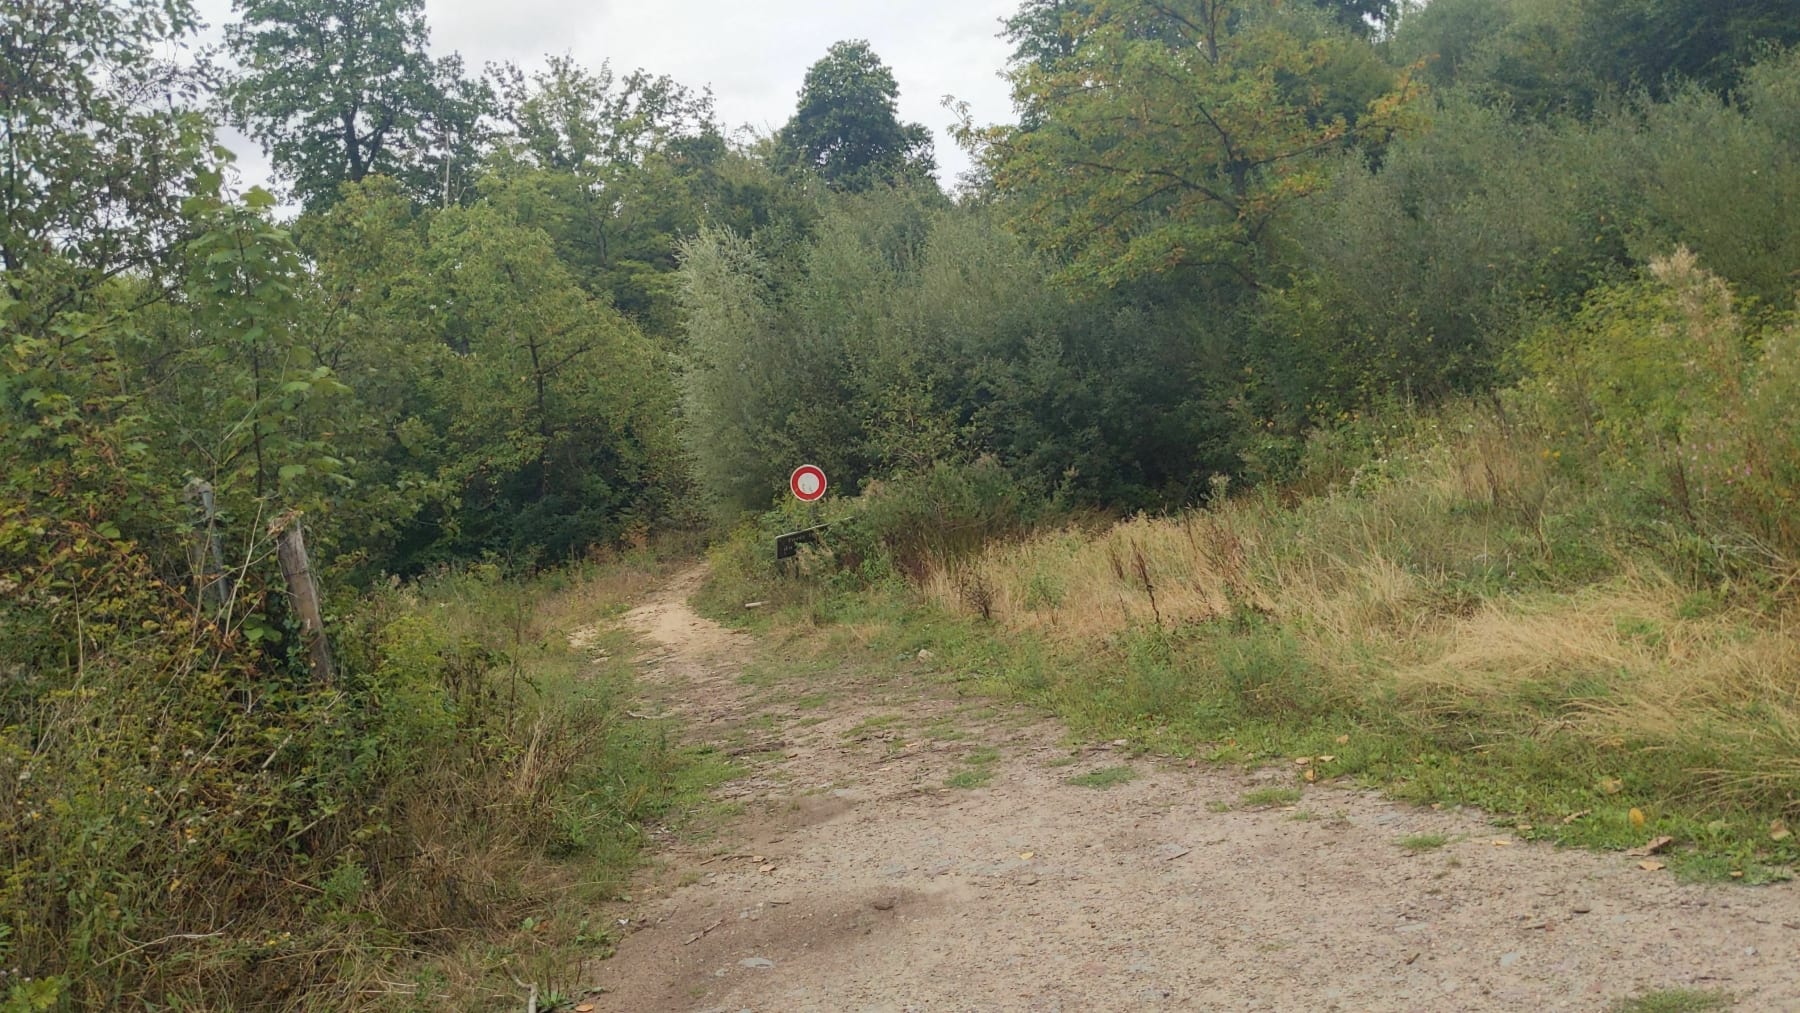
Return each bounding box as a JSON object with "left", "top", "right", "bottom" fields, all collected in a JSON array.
[
  {"left": 760, "top": 864, "right": 777, "bottom": 874},
  {"left": 1563, "top": 810, "right": 1592, "bottom": 825},
  {"left": 1629, "top": 808, "right": 1647, "bottom": 829},
  {"left": 1491, "top": 839, "right": 1512, "bottom": 847},
  {"left": 1638, "top": 860, "right": 1666, "bottom": 872},
  {"left": 575, "top": 1005, "right": 595, "bottom": 1012},
  {"left": 1295, "top": 757, "right": 1312, "bottom": 766},
  {"left": 1304, "top": 769, "right": 1317, "bottom": 783},
  {"left": 1599, "top": 777, "right": 1624, "bottom": 795},
  {"left": 1627, "top": 836, "right": 1674, "bottom": 857},
  {"left": 1771, "top": 821, "right": 1792, "bottom": 842},
  {"left": 1335, "top": 735, "right": 1351, "bottom": 746},
  {"left": 1317, "top": 755, "right": 1337, "bottom": 763},
  {"left": 1020, "top": 851, "right": 1036, "bottom": 861}
]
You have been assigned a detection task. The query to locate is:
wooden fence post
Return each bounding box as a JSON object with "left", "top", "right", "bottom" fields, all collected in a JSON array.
[
  {"left": 183, "top": 478, "right": 232, "bottom": 608},
  {"left": 270, "top": 511, "right": 334, "bottom": 684}
]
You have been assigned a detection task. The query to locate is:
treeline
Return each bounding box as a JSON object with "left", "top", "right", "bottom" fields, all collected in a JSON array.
[{"left": 682, "top": 0, "right": 1800, "bottom": 514}]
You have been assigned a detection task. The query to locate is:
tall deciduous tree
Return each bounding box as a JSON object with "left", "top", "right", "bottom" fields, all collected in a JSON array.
[
  {"left": 224, "top": 0, "right": 489, "bottom": 211},
  {"left": 483, "top": 56, "right": 727, "bottom": 333},
  {"left": 977, "top": 0, "right": 1418, "bottom": 290},
  {"left": 777, "top": 40, "right": 937, "bottom": 192}
]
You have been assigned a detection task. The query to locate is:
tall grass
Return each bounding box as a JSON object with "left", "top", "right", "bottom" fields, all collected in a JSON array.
[{"left": 1, "top": 543, "right": 720, "bottom": 1011}]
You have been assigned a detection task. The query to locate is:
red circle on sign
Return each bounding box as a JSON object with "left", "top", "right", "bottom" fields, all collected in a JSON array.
[{"left": 790, "top": 465, "right": 827, "bottom": 502}]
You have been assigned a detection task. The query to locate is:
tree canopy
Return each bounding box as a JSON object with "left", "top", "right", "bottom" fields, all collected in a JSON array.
[
  {"left": 777, "top": 40, "right": 937, "bottom": 191},
  {"left": 225, "top": 0, "right": 489, "bottom": 210}
]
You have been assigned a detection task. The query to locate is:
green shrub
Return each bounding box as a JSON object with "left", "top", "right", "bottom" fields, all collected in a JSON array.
[
  {"left": 1520, "top": 250, "right": 1800, "bottom": 584},
  {"left": 842, "top": 459, "right": 1042, "bottom": 579}
]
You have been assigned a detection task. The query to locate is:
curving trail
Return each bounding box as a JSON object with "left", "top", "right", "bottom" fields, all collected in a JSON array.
[{"left": 589, "top": 566, "right": 1800, "bottom": 1012}]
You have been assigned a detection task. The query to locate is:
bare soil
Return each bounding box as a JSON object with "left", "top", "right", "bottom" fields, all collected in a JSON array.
[{"left": 587, "top": 567, "right": 1800, "bottom": 1012}]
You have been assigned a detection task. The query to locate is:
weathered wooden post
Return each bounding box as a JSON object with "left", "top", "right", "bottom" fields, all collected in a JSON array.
[
  {"left": 269, "top": 511, "right": 333, "bottom": 684},
  {"left": 183, "top": 478, "right": 232, "bottom": 608}
]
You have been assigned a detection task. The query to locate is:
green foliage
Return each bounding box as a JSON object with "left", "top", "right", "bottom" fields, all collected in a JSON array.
[
  {"left": 482, "top": 55, "right": 759, "bottom": 337},
  {"left": 1, "top": 0, "right": 220, "bottom": 312},
  {"left": 1393, "top": 0, "right": 1800, "bottom": 116},
  {"left": 413, "top": 203, "right": 688, "bottom": 564},
  {"left": 776, "top": 40, "right": 937, "bottom": 192},
  {"left": 979, "top": 0, "right": 1420, "bottom": 290},
  {"left": 842, "top": 460, "right": 1042, "bottom": 579},
  {"left": 1520, "top": 252, "right": 1800, "bottom": 580},
  {"left": 1608, "top": 988, "right": 1734, "bottom": 1013},
  {"left": 1, "top": 534, "right": 711, "bottom": 1006},
  {"left": 679, "top": 189, "right": 1242, "bottom": 515},
  {"left": 224, "top": 0, "right": 490, "bottom": 211}
]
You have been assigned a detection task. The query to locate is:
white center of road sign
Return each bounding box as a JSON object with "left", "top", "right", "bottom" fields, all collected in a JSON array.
[{"left": 797, "top": 471, "right": 821, "bottom": 496}]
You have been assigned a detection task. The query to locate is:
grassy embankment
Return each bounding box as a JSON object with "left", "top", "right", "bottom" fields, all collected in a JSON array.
[
  {"left": 2, "top": 545, "right": 732, "bottom": 1012},
  {"left": 698, "top": 257, "right": 1800, "bottom": 884}
]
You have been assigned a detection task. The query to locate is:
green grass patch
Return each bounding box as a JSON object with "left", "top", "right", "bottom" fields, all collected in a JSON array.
[
  {"left": 946, "top": 768, "right": 996, "bottom": 789},
  {"left": 1400, "top": 833, "right": 1451, "bottom": 852},
  {"left": 945, "top": 743, "right": 1002, "bottom": 790},
  {"left": 965, "top": 746, "right": 1002, "bottom": 765},
  {"left": 1066, "top": 765, "right": 1138, "bottom": 789},
  {"left": 1241, "top": 787, "right": 1303, "bottom": 807},
  {"left": 925, "top": 720, "right": 970, "bottom": 740},
  {"left": 1609, "top": 988, "right": 1734, "bottom": 1012}
]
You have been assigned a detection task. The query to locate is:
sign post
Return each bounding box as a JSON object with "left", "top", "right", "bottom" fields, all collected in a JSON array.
[{"left": 777, "top": 465, "right": 830, "bottom": 564}]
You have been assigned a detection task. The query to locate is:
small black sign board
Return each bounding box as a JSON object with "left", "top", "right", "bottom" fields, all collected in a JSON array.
[{"left": 775, "top": 523, "right": 832, "bottom": 561}]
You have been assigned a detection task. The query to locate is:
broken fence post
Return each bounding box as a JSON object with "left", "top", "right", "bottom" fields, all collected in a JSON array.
[{"left": 270, "top": 511, "right": 334, "bottom": 684}]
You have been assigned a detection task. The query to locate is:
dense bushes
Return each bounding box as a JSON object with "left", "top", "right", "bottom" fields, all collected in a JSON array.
[
  {"left": 1, "top": 538, "right": 698, "bottom": 1007},
  {"left": 679, "top": 188, "right": 1240, "bottom": 514},
  {"left": 1519, "top": 251, "right": 1800, "bottom": 583}
]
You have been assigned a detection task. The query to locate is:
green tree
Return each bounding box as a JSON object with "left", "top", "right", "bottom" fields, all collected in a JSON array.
[
  {"left": 978, "top": 0, "right": 1417, "bottom": 290},
  {"left": 2, "top": 0, "right": 219, "bottom": 317},
  {"left": 1315, "top": 0, "right": 1399, "bottom": 38},
  {"left": 418, "top": 205, "right": 686, "bottom": 560},
  {"left": 224, "top": 0, "right": 490, "bottom": 211},
  {"left": 1574, "top": 0, "right": 1800, "bottom": 98},
  {"left": 777, "top": 40, "right": 937, "bottom": 192},
  {"left": 483, "top": 56, "right": 727, "bottom": 335}
]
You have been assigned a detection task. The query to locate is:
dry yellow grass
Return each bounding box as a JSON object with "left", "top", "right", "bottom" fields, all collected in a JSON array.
[{"left": 923, "top": 413, "right": 1800, "bottom": 797}]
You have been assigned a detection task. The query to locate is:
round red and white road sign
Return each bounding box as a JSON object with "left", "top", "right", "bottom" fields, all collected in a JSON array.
[{"left": 790, "top": 465, "right": 827, "bottom": 502}]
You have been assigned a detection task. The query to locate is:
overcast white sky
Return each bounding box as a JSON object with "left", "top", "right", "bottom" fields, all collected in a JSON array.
[{"left": 192, "top": 0, "right": 1022, "bottom": 197}]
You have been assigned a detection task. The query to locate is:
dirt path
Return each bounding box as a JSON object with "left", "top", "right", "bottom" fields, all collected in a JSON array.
[{"left": 590, "top": 567, "right": 1800, "bottom": 1012}]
